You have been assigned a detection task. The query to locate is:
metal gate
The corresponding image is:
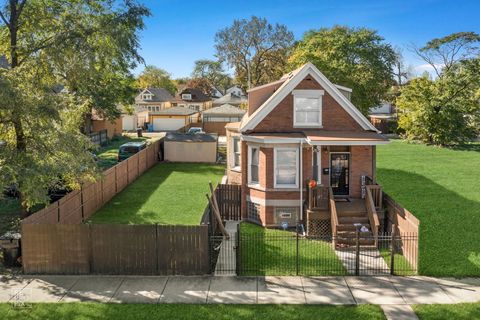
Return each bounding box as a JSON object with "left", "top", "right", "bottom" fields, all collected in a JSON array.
[{"left": 210, "top": 228, "right": 417, "bottom": 276}]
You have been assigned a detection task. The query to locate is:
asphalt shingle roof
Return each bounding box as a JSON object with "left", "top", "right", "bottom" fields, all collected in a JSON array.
[
  {"left": 135, "top": 88, "right": 174, "bottom": 103},
  {"left": 149, "top": 106, "right": 198, "bottom": 116},
  {"left": 203, "top": 104, "right": 246, "bottom": 116}
]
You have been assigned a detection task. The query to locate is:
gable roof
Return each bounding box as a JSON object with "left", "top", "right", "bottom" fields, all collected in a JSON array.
[
  {"left": 150, "top": 106, "right": 198, "bottom": 116},
  {"left": 173, "top": 88, "right": 211, "bottom": 103},
  {"left": 240, "top": 62, "right": 378, "bottom": 132},
  {"left": 135, "top": 88, "right": 173, "bottom": 103}
]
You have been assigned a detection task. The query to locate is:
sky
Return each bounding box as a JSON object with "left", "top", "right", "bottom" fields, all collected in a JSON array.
[{"left": 135, "top": 0, "right": 480, "bottom": 78}]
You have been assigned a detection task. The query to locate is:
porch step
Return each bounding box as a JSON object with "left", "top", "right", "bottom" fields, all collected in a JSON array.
[
  {"left": 337, "top": 211, "right": 368, "bottom": 218},
  {"left": 337, "top": 231, "right": 373, "bottom": 237},
  {"left": 338, "top": 216, "right": 369, "bottom": 225}
]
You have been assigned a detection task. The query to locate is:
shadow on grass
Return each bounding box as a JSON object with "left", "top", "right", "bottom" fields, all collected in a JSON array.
[{"left": 377, "top": 168, "right": 480, "bottom": 277}]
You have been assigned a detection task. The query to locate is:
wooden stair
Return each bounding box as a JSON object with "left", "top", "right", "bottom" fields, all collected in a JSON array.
[{"left": 335, "top": 199, "right": 375, "bottom": 250}]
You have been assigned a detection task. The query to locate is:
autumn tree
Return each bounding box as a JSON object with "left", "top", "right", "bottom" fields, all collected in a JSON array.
[
  {"left": 215, "top": 16, "right": 294, "bottom": 90},
  {"left": 289, "top": 26, "right": 397, "bottom": 114},
  {"left": 0, "top": 0, "right": 149, "bottom": 213},
  {"left": 192, "top": 59, "right": 231, "bottom": 93},
  {"left": 136, "top": 65, "right": 177, "bottom": 95},
  {"left": 186, "top": 77, "right": 215, "bottom": 97}
]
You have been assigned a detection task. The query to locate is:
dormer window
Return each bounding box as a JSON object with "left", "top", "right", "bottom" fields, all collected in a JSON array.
[
  {"left": 142, "top": 93, "right": 153, "bottom": 100},
  {"left": 182, "top": 93, "right": 192, "bottom": 100},
  {"left": 293, "top": 90, "right": 324, "bottom": 127}
]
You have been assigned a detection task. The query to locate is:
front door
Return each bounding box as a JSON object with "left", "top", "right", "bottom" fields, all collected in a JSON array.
[{"left": 330, "top": 153, "right": 349, "bottom": 195}]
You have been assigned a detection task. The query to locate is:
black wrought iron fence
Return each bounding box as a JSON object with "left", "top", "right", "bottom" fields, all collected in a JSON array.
[{"left": 210, "top": 227, "right": 418, "bottom": 276}]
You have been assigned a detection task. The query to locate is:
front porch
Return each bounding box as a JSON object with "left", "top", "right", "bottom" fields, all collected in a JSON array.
[{"left": 306, "top": 179, "right": 384, "bottom": 250}]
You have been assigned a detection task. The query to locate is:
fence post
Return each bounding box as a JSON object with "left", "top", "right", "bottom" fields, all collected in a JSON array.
[
  {"left": 236, "top": 223, "right": 240, "bottom": 275},
  {"left": 296, "top": 225, "right": 300, "bottom": 276},
  {"left": 390, "top": 224, "right": 397, "bottom": 275},
  {"left": 355, "top": 228, "right": 360, "bottom": 276}
]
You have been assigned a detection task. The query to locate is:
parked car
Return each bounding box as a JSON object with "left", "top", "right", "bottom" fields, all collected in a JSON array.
[
  {"left": 117, "top": 141, "right": 147, "bottom": 162},
  {"left": 186, "top": 127, "right": 205, "bottom": 135}
]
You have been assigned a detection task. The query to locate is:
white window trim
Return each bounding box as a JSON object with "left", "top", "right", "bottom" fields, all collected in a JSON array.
[
  {"left": 248, "top": 145, "right": 260, "bottom": 185},
  {"left": 231, "top": 136, "right": 241, "bottom": 170},
  {"left": 274, "top": 147, "right": 299, "bottom": 189},
  {"left": 292, "top": 89, "right": 324, "bottom": 128},
  {"left": 313, "top": 148, "right": 322, "bottom": 184}
]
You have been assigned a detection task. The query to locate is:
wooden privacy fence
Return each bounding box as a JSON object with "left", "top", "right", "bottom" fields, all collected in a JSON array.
[
  {"left": 214, "top": 184, "right": 241, "bottom": 221},
  {"left": 22, "top": 139, "right": 162, "bottom": 225},
  {"left": 383, "top": 192, "right": 420, "bottom": 270},
  {"left": 21, "top": 224, "right": 209, "bottom": 275}
]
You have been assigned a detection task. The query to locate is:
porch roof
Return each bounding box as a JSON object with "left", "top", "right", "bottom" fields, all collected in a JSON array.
[{"left": 304, "top": 130, "right": 388, "bottom": 145}]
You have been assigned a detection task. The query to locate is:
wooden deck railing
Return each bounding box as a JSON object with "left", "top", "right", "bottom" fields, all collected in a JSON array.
[
  {"left": 328, "top": 187, "right": 339, "bottom": 248},
  {"left": 307, "top": 185, "right": 329, "bottom": 211},
  {"left": 365, "top": 186, "right": 381, "bottom": 247}
]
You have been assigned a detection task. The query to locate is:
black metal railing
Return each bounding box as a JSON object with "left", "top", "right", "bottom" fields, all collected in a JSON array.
[{"left": 210, "top": 227, "right": 418, "bottom": 276}]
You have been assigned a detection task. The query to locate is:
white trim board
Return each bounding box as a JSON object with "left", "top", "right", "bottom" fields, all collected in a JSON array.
[{"left": 240, "top": 62, "right": 378, "bottom": 133}]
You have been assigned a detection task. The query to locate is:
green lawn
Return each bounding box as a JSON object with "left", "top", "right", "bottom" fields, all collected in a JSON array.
[
  {"left": 95, "top": 135, "right": 149, "bottom": 169},
  {"left": 89, "top": 163, "right": 225, "bottom": 225},
  {"left": 377, "top": 140, "right": 480, "bottom": 277},
  {"left": 0, "top": 303, "right": 385, "bottom": 320},
  {"left": 413, "top": 303, "right": 480, "bottom": 320},
  {"left": 379, "top": 248, "right": 415, "bottom": 276},
  {"left": 238, "top": 223, "right": 346, "bottom": 276}
]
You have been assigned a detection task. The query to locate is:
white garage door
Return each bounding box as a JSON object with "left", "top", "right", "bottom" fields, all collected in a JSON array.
[
  {"left": 122, "top": 115, "right": 136, "bottom": 131},
  {"left": 152, "top": 118, "right": 185, "bottom": 131}
]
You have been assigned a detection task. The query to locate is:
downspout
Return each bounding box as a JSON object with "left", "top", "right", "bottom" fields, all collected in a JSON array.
[{"left": 299, "top": 140, "right": 303, "bottom": 222}]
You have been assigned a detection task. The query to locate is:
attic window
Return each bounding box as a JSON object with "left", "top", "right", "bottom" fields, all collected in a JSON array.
[
  {"left": 182, "top": 93, "right": 192, "bottom": 100},
  {"left": 292, "top": 90, "right": 324, "bottom": 127},
  {"left": 142, "top": 93, "right": 153, "bottom": 100}
]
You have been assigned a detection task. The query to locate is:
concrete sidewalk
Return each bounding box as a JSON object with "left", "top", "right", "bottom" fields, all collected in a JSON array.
[{"left": 1, "top": 275, "right": 479, "bottom": 306}]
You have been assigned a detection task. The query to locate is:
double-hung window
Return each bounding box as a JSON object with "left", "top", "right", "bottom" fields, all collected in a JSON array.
[
  {"left": 248, "top": 146, "right": 259, "bottom": 184},
  {"left": 274, "top": 148, "right": 299, "bottom": 188},
  {"left": 293, "top": 90, "right": 324, "bottom": 127},
  {"left": 232, "top": 137, "right": 241, "bottom": 169}
]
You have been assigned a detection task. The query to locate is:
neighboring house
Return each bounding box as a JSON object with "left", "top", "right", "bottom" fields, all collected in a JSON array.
[
  {"left": 171, "top": 88, "right": 212, "bottom": 111},
  {"left": 91, "top": 112, "right": 122, "bottom": 139},
  {"left": 226, "top": 85, "right": 244, "bottom": 96},
  {"left": 122, "top": 88, "right": 174, "bottom": 131},
  {"left": 202, "top": 104, "right": 246, "bottom": 135},
  {"left": 210, "top": 86, "right": 223, "bottom": 99},
  {"left": 0, "top": 55, "right": 9, "bottom": 68},
  {"left": 226, "top": 62, "right": 388, "bottom": 228},
  {"left": 213, "top": 92, "right": 247, "bottom": 107},
  {"left": 148, "top": 106, "right": 199, "bottom": 131},
  {"left": 369, "top": 102, "right": 397, "bottom": 134}
]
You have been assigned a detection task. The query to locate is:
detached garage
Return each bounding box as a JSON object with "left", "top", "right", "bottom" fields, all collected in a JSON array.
[
  {"left": 150, "top": 107, "right": 199, "bottom": 132},
  {"left": 164, "top": 132, "right": 217, "bottom": 163},
  {"left": 202, "top": 104, "right": 246, "bottom": 135},
  {"left": 122, "top": 114, "right": 137, "bottom": 131}
]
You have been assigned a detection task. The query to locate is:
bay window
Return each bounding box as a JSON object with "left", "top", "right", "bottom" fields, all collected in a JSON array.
[{"left": 274, "top": 148, "right": 299, "bottom": 188}]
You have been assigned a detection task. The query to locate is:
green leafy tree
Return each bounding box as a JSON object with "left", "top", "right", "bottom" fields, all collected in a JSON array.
[
  {"left": 412, "top": 32, "right": 480, "bottom": 78},
  {"left": 136, "top": 65, "right": 177, "bottom": 95},
  {"left": 215, "top": 16, "right": 294, "bottom": 90},
  {"left": 0, "top": 0, "right": 149, "bottom": 214},
  {"left": 192, "top": 59, "right": 232, "bottom": 93},
  {"left": 397, "top": 59, "right": 480, "bottom": 146},
  {"left": 289, "top": 26, "right": 397, "bottom": 114}
]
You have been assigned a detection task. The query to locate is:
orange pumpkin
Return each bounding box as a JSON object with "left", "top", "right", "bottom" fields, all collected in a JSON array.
[{"left": 308, "top": 180, "right": 317, "bottom": 188}]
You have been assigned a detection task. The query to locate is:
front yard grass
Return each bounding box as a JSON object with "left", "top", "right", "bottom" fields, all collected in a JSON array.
[
  {"left": 88, "top": 162, "right": 224, "bottom": 225},
  {"left": 377, "top": 140, "right": 480, "bottom": 277},
  {"left": 0, "top": 303, "right": 386, "bottom": 320},
  {"left": 413, "top": 303, "right": 480, "bottom": 320},
  {"left": 239, "top": 223, "right": 346, "bottom": 276}
]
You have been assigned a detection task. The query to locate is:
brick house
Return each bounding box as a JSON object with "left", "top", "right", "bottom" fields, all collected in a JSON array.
[{"left": 226, "top": 62, "right": 388, "bottom": 228}]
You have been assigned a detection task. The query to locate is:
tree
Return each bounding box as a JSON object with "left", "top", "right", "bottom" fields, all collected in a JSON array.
[
  {"left": 412, "top": 32, "right": 480, "bottom": 78},
  {"left": 136, "top": 65, "right": 177, "bottom": 95},
  {"left": 186, "top": 77, "right": 214, "bottom": 97},
  {"left": 0, "top": 0, "right": 149, "bottom": 213},
  {"left": 192, "top": 59, "right": 231, "bottom": 93},
  {"left": 392, "top": 47, "right": 413, "bottom": 87},
  {"left": 215, "top": 16, "right": 294, "bottom": 90},
  {"left": 397, "top": 58, "right": 480, "bottom": 145},
  {"left": 289, "top": 26, "right": 397, "bottom": 115}
]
